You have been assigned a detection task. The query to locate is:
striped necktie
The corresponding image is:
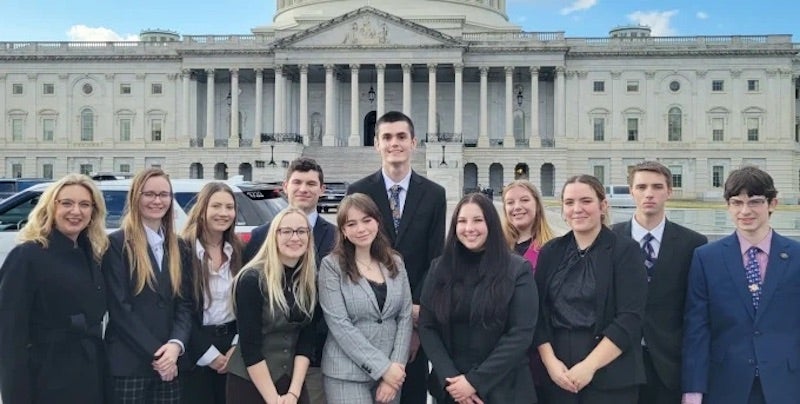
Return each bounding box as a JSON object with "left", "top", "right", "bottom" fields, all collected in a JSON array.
[{"left": 642, "top": 233, "right": 657, "bottom": 281}]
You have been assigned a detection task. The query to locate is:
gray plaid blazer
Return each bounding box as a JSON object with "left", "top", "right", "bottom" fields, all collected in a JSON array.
[{"left": 318, "top": 254, "right": 413, "bottom": 383}]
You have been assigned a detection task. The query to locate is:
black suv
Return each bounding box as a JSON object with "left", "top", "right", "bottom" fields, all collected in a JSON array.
[{"left": 318, "top": 182, "right": 349, "bottom": 213}]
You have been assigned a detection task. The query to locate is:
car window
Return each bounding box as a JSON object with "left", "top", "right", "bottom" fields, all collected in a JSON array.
[
  {"left": 0, "top": 183, "right": 16, "bottom": 193},
  {"left": 613, "top": 186, "right": 630, "bottom": 195},
  {"left": 103, "top": 190, "right": 129, "bottom": 228},
  {"left": 0, "top": 193, "right": 41, "bottom": 230},
  {"left": 174, "top": 192, "right": 198, "bottom": 211}
]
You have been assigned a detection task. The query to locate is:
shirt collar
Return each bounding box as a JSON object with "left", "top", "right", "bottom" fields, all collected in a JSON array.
[
  {"left": 144, "top": 225, "right": 164, "bottom": 247},
  {"left": 381, "top": 169, "right": 412, "bottom": 193},
  {"left": 737, "top": 229, "right": 773, "bottom": 257},
  {"left": 307, "top": 211, "right": 319, "bottom": 229},
  {"left": 194, "top": 238, "right": 234, "bottom": 261},
  {"left": 631, "top": 216, "right": 666, "bottom": 244}
]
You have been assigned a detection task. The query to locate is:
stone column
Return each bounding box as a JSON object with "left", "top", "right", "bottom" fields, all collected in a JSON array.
[
  {"left": 478, "top": 67, "right": 489, "bottom": 147},
  {"left": 181, "top": 70, "right": 190, "bottom": 142},
  {"left": 349, "top": 64, "right": 361, "bottom": 146},
  {"left": 274, "top": 65, "right": 283, "bottom": 134},
  {"left": 428, "top": 64, "right": 438, "bottom": 139},
  {"left": 323, "top": 64, "right": 335, "bottom": 146},
  {"left": 205, "top": 68, "right": 215, "bottom": 142},
  {"left": 254, "top": 68, "right": 263, "bottom": 145},
  {"left": 529, "top": 66, "right": 539, "bottom": 148},
  {"left": 402, "top": 63, "right": 412, "bottom": 116},
  {"left": 554, "top": 66, "right": 565, "bottom": 139},
  {"left": 454, "top": 64, "right": 463, "bottom": 137},
  {"left": 230, "top": 68, "right": 239, "bottom": 140},
  {"left": 504, "top": 66, "right": 515, "bottom": 148},
  {"left": 299, "top": 65, "right": 309, "bottom": 145},
  {"left": 376, "top": 64, "right": 386, "bottom": 118}
]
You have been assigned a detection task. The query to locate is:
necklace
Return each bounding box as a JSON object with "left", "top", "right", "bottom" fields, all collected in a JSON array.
[{"left": 356, "top": 258, "right": 377, "bottom": 272}]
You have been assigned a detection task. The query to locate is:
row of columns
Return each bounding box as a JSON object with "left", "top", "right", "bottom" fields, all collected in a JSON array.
[{"left": 183, "top": 64, "right": 564, "bottom": 148}]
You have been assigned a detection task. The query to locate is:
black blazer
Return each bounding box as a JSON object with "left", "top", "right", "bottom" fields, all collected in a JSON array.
[
  {"left": 347, "top": 170, "right": 446, "bottom": 303},
  {"left": 0, "top": 230, "right": 106, "bottom": 404},
  {"left": 102, "top": 229, "right": 193, "bottom": 377},
  {"left": 534, "top": 226, "right": 648, "bottom": 389},
  {"left": 243, "top": 214, "right": 336, "bottom": 266},
  {"left": 419, "top": 254, "right": 538, "bottom": 403},
  {"left": 612, "top": 219, "right": 707, "bottom": 390}
]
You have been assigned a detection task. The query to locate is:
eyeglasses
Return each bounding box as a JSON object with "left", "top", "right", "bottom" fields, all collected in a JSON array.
[
  {"left": 276, "top": 227, "right": 310, "bottom": 238},
  {"left": 728, "top": 197, "right": 768, "bottom": 209},
  {"left": 56, "top": 199, "right": 94, "bottom": 211},
  {"left": 140, "top": 191, "right": 173, "bottom": 200}
]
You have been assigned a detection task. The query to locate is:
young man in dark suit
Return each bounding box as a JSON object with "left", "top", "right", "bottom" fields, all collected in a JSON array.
[
  {"left": 611, "top": 161, "right": 706, "bottom": 404},
  {"left": 243, "top": 157, "right": 336, "bottom": 403},
  {"left": 348, "top": 111, "right": 447, "bottom": 404}
]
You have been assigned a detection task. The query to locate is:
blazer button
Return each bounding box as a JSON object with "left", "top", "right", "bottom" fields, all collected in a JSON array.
[
  {"left": 748, "top": 359, "right": 755, "bottom": 365},
  {"left": 754, "top": 330, "right": 761, "bottom": 336},
  {"left": 376, "top": 319, "right": 383, "bottom": 324},
  {"left": 96, "top": 285, "right": 102, "bottom": 291}
]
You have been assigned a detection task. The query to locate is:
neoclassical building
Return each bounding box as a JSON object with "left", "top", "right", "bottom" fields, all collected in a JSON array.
[{"left": 1, "top": 0, "right": 799, "bottom": 201}]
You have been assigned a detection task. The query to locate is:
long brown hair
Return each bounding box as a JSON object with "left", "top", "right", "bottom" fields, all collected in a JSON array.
[
  {"left": 331, "top": 193, "right": 399, "bottom": 283},
  {"left": 121, "top": 168, "right": 182, "bottom": 296},
  {"left": 180, "top": 182, "right": 243, "bottom": 310},
  {"left": 501, "top": 180, "right": 555, "bottom": 249}
]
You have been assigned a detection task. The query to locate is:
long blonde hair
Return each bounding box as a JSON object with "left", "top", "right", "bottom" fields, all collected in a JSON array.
[
  {"left": 18, "top": 173, "right": 108, "bottom": 262},
  {"left": 121, "top": 168, "right": 182, "bottom": 296},
  {"left": 236, "top": 208, "right": 316, "bottom": 318},
  {"left": 501, "top": 180, "right": 556, "bottom": 249}
]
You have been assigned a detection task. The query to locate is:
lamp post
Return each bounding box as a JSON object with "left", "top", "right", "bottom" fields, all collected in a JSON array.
[
  {"left": 439, "top": 144, "right": 448, "bottom": 167},
  {"left": 515, "top": 85, "right": 524, "bottom": 107},
  {"left": 268, "top": 143, "right": 276, "bottom": 167}
]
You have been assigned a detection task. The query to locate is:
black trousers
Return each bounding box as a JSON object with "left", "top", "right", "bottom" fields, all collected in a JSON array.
[
  {"left": 226, "top": 373, "right": 309, "bottom": 404},
  {"left": 638, "top": 347, "right": 681, "bottom": 404},
  {"left": 401, "top": 348, "right": 429, "bottom": 404},
  {"left": 180, "top": 331, "right": 234, "bottom": 404}
]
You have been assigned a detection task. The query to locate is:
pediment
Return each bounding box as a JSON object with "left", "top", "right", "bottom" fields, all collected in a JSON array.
[{"left": 275, "top": 7, "right": 463, "bottom": 48}]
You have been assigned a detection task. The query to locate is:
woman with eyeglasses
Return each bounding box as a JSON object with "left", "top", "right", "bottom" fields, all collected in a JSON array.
[
  {"left": 0, "top": 174, "right": 109, "bottom": 404},
  {"left": 226, "top": 207, "right": 317, "bottom": 404},
  {"left": 318, "top": 193, "right": 413, "bottom": 404},
  {"left": 178, "top": 182, "right": 244, "bottom": 404},
  {"left": 103, "top": 168, "right": 193, "bottom": 404}
]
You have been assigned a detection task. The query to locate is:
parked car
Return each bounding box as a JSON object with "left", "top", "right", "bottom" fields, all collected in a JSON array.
[
  {"left": 0, "top": 178, "right": 287, "bottom": 264},
  {"left": 605, "top": 184, "right": 636, "bottom": 208},
  {"left": 318, "top": 181, "right": 349, "bottom": 213},
  {"left": 0, "top": 178, "right": 51, "bottom": 201}
]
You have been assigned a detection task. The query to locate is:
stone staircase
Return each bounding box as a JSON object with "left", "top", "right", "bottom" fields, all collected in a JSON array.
[{"left": 302, "top": 145, "right": 428, "bottom": 183}]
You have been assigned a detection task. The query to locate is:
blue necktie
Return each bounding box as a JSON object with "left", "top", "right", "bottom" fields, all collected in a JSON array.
[
  {"left": 642, "top": 233, "right": 656, "bottom": 281},
  {"left": 389, "top": 185, "right": 402, "bottom": 231},
  {"left": 745, "top": 247, "right": 762, "bottom": 309}
]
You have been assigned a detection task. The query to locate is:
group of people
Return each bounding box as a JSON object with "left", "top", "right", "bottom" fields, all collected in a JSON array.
[{"left": 0, "top": 110, "right": 796, "bottom": 404}]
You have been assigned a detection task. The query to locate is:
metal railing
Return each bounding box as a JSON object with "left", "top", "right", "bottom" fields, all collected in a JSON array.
[
  {"left": 425, "top": 132, "right": 463, "bottom": 143},
  {"left": 260, "top": 133, "right": 304, "bottom": 144}
]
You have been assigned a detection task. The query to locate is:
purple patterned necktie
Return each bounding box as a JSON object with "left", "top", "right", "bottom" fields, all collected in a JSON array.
[
  {"left": 642, "top": 233, "right": 657, "bottom": 281},
  {"left": 389, "top": 185, "right": 402, "bottom": 231},
  {"left": 745, "top": 246, "right": 762, "bottom": 309}
]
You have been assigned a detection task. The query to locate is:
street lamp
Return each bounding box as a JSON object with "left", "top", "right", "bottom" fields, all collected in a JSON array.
[
  {"left": 515, "top": 85, "right": 524, "bottom": 107},
  {"left": 439, "top": 144, "right": 448, "bottom": 167}
]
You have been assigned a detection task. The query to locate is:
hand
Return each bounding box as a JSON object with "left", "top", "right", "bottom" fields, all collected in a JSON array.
[
  {"left": 208, "top": 354, "right": 228, "bottom": 374},
  {"left": 543, "top": 357, "right": 578, "bottom": 393},
  {"left": 456, "top": 395, "right": 484, "bottom": 404},
  {"left": 278, "top": 392, "right": 299, "bottom": 404},
  {"left": 218, "top": 345, "right": 236, "bottom": 374},
  {"left": 408, "top": 330, "right": 421, "bottom": 363},
  {"left": 381, "top": 362, "right": 406, "bottom": 390},
  {"left": 411, "top": 304, "right": 420, "bottom": 327},
  {"left": 152, "top": 342, "right": 181, "bottom": 373},
  {"left": 565, "top": 360, "right": 597, "bottom": 393},
  {"left": 156, "top": 362, "right": 178, "bottom": 382},
  {"left": 445, "top": 375, "right": 477, "bottom": 403},
  {"left": 376, "top": 380, "right": 398, "bottom": 403}
]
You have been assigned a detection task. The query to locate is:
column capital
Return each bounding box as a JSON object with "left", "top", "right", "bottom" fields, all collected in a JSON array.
[
  {"left": 205, "top": 68, "right": 215, "bottom": 76},
  {"left": 181, "top": 69, "right": 192, "bottom": 77},
  {"left": 349, "top": 63, "right": 359, "bottom": 71},
  {"left": 402, "top": 63, "right": 412, "bottom": 73},
  {"left": 254, "top": 67, "right": 264, "bottom": 74},
  {"left": 730, "top": 69, "right": 742, "bottom": 78},
  {"left": 644, "top": 71, "right": 656, "bottom": 79},
  {"left": 299, "top": 64, "right": 308, "bottom": 74},
  {"left": 427, "top": 63, "right": 438, "bottom": 72},
  {"left": 554, "top": 66, "right": 565, "bottom": 75},
  {"left": 454, "top": 63, "right": 464, "bottom": 72},
  {"left": 325, "top": 64, "right": 335, "bottom": 72},
  {"left": 576, "top": 71, "right": 588, "bottom": 79},
  {"left": 610, "top": 70, "right": 622, "bottom": 79},
  {"left": 167, "top": 73, "right": 179, "bottom": 81},
  {"left": 479, "top": 66, "right": 489, "bottom": 75},
  {"left": 505, "top": 66, "right": 515, "bottom": 75},
  {"left": 529, "top": 66, "right": 540, "bottom": 75},
  {"left": 229, "top": 68, "right": 239, "bottom": 76},
  {"left": 695, "top": 69, "right": 707, "bottom": 78},
  {"left": 274, "top": 65, "right": 283, "bottom": 74},
  {"left": 375, "top": 63, "right": 386, "bottom": 71},
  {"left": 104, "top": 73, "right": 115, "bottom": 80}
]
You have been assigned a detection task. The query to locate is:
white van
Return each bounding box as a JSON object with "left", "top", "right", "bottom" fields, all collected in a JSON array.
[{"left": 604, "top": 184, "right": 636, "bottom": 208}]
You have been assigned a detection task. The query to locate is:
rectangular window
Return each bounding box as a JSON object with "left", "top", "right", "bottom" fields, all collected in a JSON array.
[
  {"left": 151, "top": 83, "right": 163, "bottom": 95},
  {"left": 42, "top": 118, "right": 54, "bottom": 141},
  {"left": 42, "top": 83, "right": 55, "bottom": 95},
  {"left": 712, "top": 118, "right": 724, "bottom": 141},
  {"left": 79, "top": 164, "right": 93, "bottom": 175},
  {"left": 11, "top": 163, "right": 23, "bottom": 178},
  {"left": 593, "top": 81, "right": 605, "bottom": 93},
  {"left": 120, "top": 83, "right": 131, "bottom": 95},
  {"left": 593, "top": 118, "right": 605, "bottom": 141},
  {"left": 712, "top": 165, "right": 724, "bottom": 188},
  {"left": 747, "top": 118, "right": 759, "bottom": 141},
  {"left": 626, "top": 80, "right": 639, "bottom": 92},
  {"left": 119, "top": 163, "right": 131, "bottom": 173},
  {"left": 151, "top": 119, "right": 162, "bottom": 141},
  {"left": 670, "top": 166, "right": 683, "bottom": 188},
  {"left": 12, "top": 119, "right": 23, "bottom": 142},
  {"left": 120, "top": 119, "right": 131, "bottom": 141},
  {"left": 747, "top": 80, "right": 759, "bottom": 92},
  {"left": 593, "top": 165, "right": 605, "bottom": 184},
  {"left": 627, "top": 118, "right": 639, "bottom": 141},
  {"left": 12, "top": 84, "right": 23, "bottom": 95},
  {"left": 42, "top": 164, "right": 54, "bottom": 179},
  {"left": 712, "top": 80, "right": 724, "bottom": 92},
  {"left": 255, "top": 160, "right": 265, "bottom": 168}
]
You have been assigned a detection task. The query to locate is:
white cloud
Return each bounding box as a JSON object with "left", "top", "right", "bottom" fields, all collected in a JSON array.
[
  {"left": 627, "top": 10, "right": 679, "bottom": 36},
  {"left": 67, "top": 25, "right": 138, "bottom": 41},
  {"left": 696, "top": 11, "right": 708, "bottom": 20},
  {"left": 560, "top": 0, "right": 597, "bottom": 15}
]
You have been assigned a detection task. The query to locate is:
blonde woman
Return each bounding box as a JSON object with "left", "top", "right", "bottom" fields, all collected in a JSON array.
[
  {"left": 502, "top": 180, "right": 556, "bottom": 267},
  {"left": 226, "top": 208, "right": 317, "bottom": 404},
  {"left": 103, "top": 168, "right": 192, "bottom": 403},
  {"left": 179, "top": 182, "right": 244, "bottom": 404},
  {"left": 0, "top": 174, "right": 109, "bottom": 404}
]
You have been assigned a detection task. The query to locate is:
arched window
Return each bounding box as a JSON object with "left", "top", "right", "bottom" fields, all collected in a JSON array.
[
  {"left": 668, "top": 107, "right": 682, "bottom": 141},
  {"left": 80, "top": 109, "right": 94, "bottom": 141}
]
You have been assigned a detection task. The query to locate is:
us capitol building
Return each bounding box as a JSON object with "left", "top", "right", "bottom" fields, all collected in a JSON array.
[{"left": 1, "top": 0, "right": 799, "bottom": 201}]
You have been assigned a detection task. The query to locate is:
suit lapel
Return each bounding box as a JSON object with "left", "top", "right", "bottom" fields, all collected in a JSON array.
[
  {"left": 755, "top": 233, "right": 790, "bottom": 322},
  {"left": 721, "top": 235, "right": 756, "bottom": 319},
  {"left": 313, "top": 217, "right": 334, "bottom": 256},
  {"left": 368, "top": 171, "right": 397, "bottom": 244},
  {"left": 396, "top": 172, "right": 424, "bottom": 244},
  {"left": 592, "top": 229, "right": 614, "bottom": 324},
  {"left": 356, "top": 276, "right": 381, "bottom": 314},
  {"left": 381, "top": 265, "right": 396, "bottom": 316},
  {"left": 651, "top": 221, "right": 679, "bottom": 283}
]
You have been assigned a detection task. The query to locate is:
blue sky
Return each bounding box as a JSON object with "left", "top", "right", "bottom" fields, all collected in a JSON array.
[{"left": 1, "top": 0, "right": 798, "bottom": 41}]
